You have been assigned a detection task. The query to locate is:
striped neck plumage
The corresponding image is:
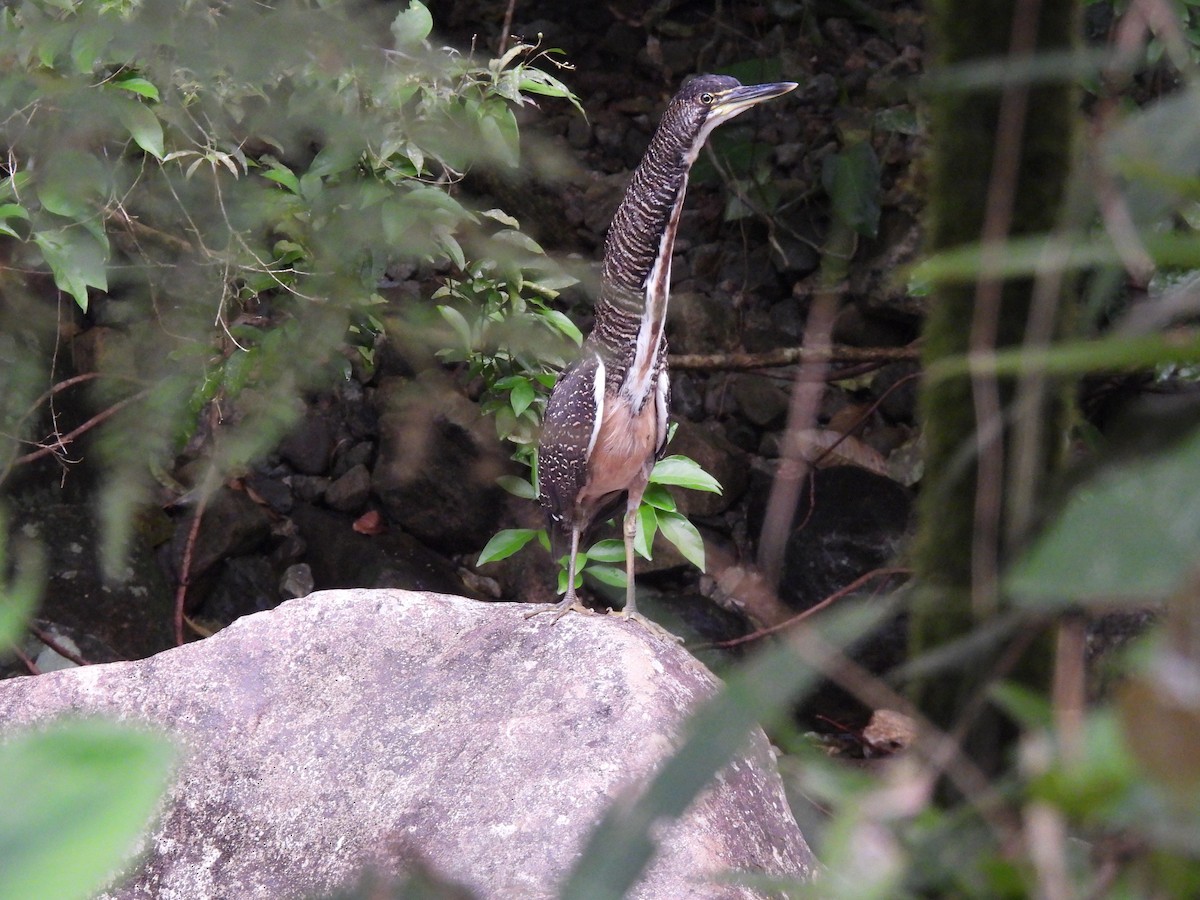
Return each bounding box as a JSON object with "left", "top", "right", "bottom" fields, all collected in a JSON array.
[{"left": 597, "top": 113, "right": 717, "bottom": 406}]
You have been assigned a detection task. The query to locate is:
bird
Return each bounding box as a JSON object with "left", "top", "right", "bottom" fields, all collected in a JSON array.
[{"left": 527, "top": 74, "right": 798, "bottom": 632}]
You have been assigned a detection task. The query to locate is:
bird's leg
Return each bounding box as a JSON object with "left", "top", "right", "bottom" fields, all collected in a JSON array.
[
  {"left": 621, "top": 500, "right": 640, "bottom": 619},
  {"left": 525, "top": 524, "right": 592, "bottom": 623},
  {"left": 617, "top": 488, "right": 682, "bottom": 643}
]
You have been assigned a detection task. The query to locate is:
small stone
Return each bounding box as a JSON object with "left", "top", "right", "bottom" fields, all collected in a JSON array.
[
  {"left": 278, "top": 415, "right": 335, "bottom": 476},
  {"left": 290, "top": 475, "right": 330, "bottom": 504},
  {"left": 243, "top": 472, "right": 293, "bottom": 514},
  {"left": 667, "top": 419, "right": 749, "bottom": 517},
  {"left": 730, "top": 373, "right": 790, "bottom": 428},
  {"left": 279, "top": 563, "right": 314, "bottom": 601},
  {"left": 332, "top": 440, "right": 375, "bottom": 479},
  {"left": 325, "top": 464, "right": 372, "bottom": 514}
]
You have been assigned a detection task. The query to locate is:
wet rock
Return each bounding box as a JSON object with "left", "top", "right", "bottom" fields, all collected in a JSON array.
[
  {"left": 279, "top": 563, "right": 314, "bottom": 601},
  {"left": 291, "top": 502, "right": 469, "bottom": 597},
  {"left": 768, "top": 297, "right": 807, "bottom": 343},
  {"left": 243, "top": 471, "right": 293, "bottom": 514},
  {"left": 9, "top": 502, "right": 174, "bottom": 662},
  {"left": 671, "top": 373, "right": 704, "bottom": 421},
  {"left": 566, "top": 113, "right": 592, "bottom": 149},
  {"left": 332, "top": 440, "right": 375, "bottom": 479},
  {"left": 729, "top": 373, "right": 789, "bottom": 428},
  {"left": 289, "top": 475, "right": 330, "bottom": 504},
  {"left": 874, "top": 361, "right": 922, "bottom": 424},
  {"left": 199, "top": 555, "right": 279, "bottom": 626},
  {"left": 371, "top": 374, "right": 509, "bottom": 553},
  {"left": 277, "top": 415, "right": 336, "bottom": 476},
  {"left": 667, "top": 290, "right": 737, "bottom": 356},
  {"left": 667, "top": 420, "right": 749, "bottom": 517},
  {"left": 166, "top": 487, "right": 273, "bottom": 584},
  {"left": 756, "top": 466, "right": 912, "bottom": 612},
  {"left": 325, "top": 463, "right": 372, "bottom": 514},
  {"left": 0, "top": 590, "right": 816, "bottom": 899}
]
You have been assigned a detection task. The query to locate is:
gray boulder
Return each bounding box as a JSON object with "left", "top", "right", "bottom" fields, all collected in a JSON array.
[{"left": 0, "top": 590, "right": 815, "bottom": 898}]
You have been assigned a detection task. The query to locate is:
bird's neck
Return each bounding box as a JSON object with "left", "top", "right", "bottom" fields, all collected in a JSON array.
[{"left": 593, "top": 126, "right": 694, "bottom": 407}]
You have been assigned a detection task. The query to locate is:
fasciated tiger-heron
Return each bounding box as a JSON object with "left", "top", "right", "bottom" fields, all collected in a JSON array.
[{"left": 529, "top": 74, "right": 797, "bottom": 631}]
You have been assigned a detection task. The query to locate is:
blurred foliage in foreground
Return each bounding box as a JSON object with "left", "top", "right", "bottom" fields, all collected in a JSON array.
[
  {"left": 0, "top": 0, "right": 585, "bottom": 894},
  {"left": 0, "top": 0, "right": 583, "bottom": 570},
  {"left": 6, "top": 0, "right": 1200, "bottom": 898}
]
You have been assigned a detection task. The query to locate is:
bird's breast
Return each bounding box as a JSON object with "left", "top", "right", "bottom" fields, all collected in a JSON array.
[{"left": 576, "top": 392, "right": 658, "bottom": 508}]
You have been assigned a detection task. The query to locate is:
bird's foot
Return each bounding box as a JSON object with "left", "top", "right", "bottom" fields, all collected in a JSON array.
[
  {"left": 524, "top": 594, "right": 593, "bottom": 624},
  {"left": 617, "top": 608, "right": 684, "bottom": 644}
]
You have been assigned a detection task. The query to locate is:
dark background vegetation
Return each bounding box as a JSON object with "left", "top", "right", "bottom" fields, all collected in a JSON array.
[{"left": 4, "top": 0, "right": 1200, "bottom": 896}]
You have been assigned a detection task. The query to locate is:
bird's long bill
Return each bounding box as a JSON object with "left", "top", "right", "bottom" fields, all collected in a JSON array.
[{"left": 711, "top": 81, "right": 799, "bottom": 121}]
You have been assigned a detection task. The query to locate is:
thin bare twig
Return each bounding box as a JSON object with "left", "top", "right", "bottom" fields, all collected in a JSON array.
[
  {"left": 498, "top": 0, "right": 517, "bottom": 54},
  {"left": 710, "top": 566, "right": 911, "bottom": 648},
  {"left": 669, "top": 342, "right": 920, "bottom": 371},
  {"left": 174, "top": 485, "right": 214, "bottom": 647},
  {"left": 781, "top": 620, "right": 1024, "bottom": 842},
  {"left": 756, "top": 287, "right": 841, "bottom": 585},
  {"left": 29, "top": 624, "right": 93, "bottom": 667},
  {"left": 8, "top": 389, "right": 153, "bottom": 470},
  {"left": 969, "top": 0, "right": 1042, "bottom": 617},
  {"left": 9, "top": 642, "right": 40, "bottom": 676}
]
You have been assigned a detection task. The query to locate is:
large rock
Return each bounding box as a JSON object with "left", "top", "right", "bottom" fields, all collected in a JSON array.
[{"left": 0, "top": 590, "right": 814, "bottom": 899}]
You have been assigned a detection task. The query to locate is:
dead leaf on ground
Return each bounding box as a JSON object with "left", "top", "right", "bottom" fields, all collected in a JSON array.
[
  {"left": 795, "top": 428, "right": 890, "bottom": 477},
  {"left": 353, "top": 509, "right": 386, "bottom": 535}
]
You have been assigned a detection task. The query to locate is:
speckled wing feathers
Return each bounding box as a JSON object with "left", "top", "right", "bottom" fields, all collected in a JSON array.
[{"left": 538, "top": 352, "right": 603, "bottom": 540}]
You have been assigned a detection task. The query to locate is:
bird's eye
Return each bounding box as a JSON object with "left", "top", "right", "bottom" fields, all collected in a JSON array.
[{"left": 700, "top": 92, "right": 714, "bottom": 105}]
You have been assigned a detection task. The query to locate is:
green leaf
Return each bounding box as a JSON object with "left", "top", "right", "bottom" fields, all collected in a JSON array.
[
  {"left": 391, "top": 0, "right": 432, "bottom": 48},
  {"left": 584, "top": 563, "right": 627, "bottom": 588},
  {"left": 116, "top": 101, "right": 164, "bottom": 159},
  {"left": 650, "top": 455, "right": 723, "bottom": 494},
  {"left": 477, "top": 528, "right": 539, "bottom": 565},
  {"left": 113, "top": 76, "right": 160, "bottom": 101},
  {"left": 0, "top": 171, "right": 31, "bottom": 203},
  {"left": 927, "top": 331, "right": 1200, "bottom": 384},
  {"left": 518, "top": 69, "right": 586, "bottom": 117},
  {"left": 641, "top": 483, "right": 676, "bottom": 512},
  {"left": 262, "top": 160, "right": 301, "bottom": 195},
  {"left": 656, "top": 510, "right": 706, "bottom": 571},
  {"left": 0, "top": 721, "right": 175, "bottom": 900},
  {"left": 1007, "top": 425, "right": 1200, "bottom": 605},
  {"left": 496, "top": 475, "right": 536, "bottom": 499},
  {"left": 989, "top": 680, "right": 1053, "bottom": 730},
  {"left": 509, "top": 378, "right": 535, "bottom": 417},
  {"left": 0, "top": 203, "right": 29, "bottom": 239},
  {"left": 479, "top": 104, "right": 520, "bottom": 168},
  {"left": 480, "top": 208, "right": 520, "bottom": 228},
  {"left": 541, "top": 309, "right": 583, "bottom": 345},
  {"left": 37, "top": 151, "right": 107, "bottom": 221},
  {"left": 634, "top": 504, "right": 656, "bottom": 560},
  {"left": 308, "top": 141, "right": 362, "bottom": 179},
  {"left": 437, "top": 304, "right": 474, "bottom": 350},
  {"left": 0, "top": 511, "right": 43, "bottom": 647},
  {"left": 821, "top": 140, "right": 881, "bottom": 237},
  {"left": 435, "top": 227, "right": 466, "bottom": 271},
  {"left": 34, "top": 227, "right": 109, "bottom": 311},
  {"left": 584, "top": 539, "right": 626, "bottom": 563}
]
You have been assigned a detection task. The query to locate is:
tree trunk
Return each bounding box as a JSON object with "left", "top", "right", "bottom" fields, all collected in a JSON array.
[{"left": 910, "top": 0, "right": 1078, "bottom": 778}]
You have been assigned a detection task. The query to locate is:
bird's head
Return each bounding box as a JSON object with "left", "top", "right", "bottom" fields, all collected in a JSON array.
[{"left": 663, "top": 74, "right": 798, "bottom": 160}]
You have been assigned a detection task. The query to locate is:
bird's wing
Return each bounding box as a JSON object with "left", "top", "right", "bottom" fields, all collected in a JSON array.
[{"left": 538, "top": 352, "right": 605, "bottom": 532}]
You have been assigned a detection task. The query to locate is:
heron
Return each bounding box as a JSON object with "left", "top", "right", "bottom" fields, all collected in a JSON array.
[{"left": 529, "top": 74, "right": 797, "bottom": 632}]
